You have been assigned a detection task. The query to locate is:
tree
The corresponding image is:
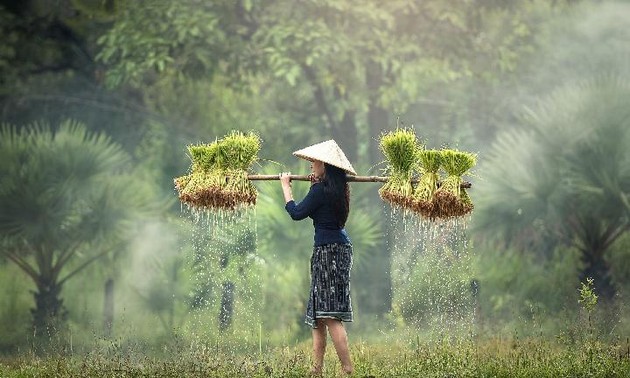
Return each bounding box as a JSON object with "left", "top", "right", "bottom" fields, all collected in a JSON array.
[
  {"left": 0, "top": 1, "right": 109, "bottom": 88},
  {"left": 473, "top": 77, "right": 630, "bottom": 303},
  {"left": 0, "top": 120, "right": 159, "bottom": 339},
  {"left": 96, "top": 0, "right": 553, "bottom": 165},
  {"left": 95, "top": 1, "right": 557, "bottom": 316},
  {"left": 0, "top": 1, "right": 157, "bottom": 153}
]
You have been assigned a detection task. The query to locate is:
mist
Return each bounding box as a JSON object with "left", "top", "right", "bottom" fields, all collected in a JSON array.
[{"left": 1, "top": 0, "right": 630, "bottom": 376}]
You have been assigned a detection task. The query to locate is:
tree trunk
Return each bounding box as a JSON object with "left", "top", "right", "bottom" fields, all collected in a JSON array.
[
  {"left": 331, "top": 110, "right": 358, "bottom": 163},
  {"left": 366, "top": 59, "right": 393, "bottom": 313},
  {"left": 366, "top": 59, "right": 389, "bottom": 167},
  {"left": 31, "top": 280, "right": 67, "bottom": 338},
  {"left": 218, "top": 281, "right": 235, "bottom": 331},
  {"left": 103, "top": 278, "right": 114, "bottom": 338}
]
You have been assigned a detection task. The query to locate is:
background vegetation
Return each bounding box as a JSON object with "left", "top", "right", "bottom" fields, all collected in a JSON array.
[{"left": 1, "top": 0, "right": 630, "bottom": 374}]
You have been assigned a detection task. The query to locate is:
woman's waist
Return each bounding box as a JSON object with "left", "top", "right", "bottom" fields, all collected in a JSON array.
[{"left": 313, "top": 228, "right": 351, "bottom": 245}]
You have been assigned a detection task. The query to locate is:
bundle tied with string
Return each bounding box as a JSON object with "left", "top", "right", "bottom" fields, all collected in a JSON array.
[
  {"left": 434, "top": 149, "right": 476, "bottom": 218},
  {"left": 174, "top": 131, "right": 261, "bottom": 211},
  {"left": 378, "top": 128, "right": 421, "bottom": 211},
  {"left": 411, "top": 149, "right": 442, "bottom": 219}
]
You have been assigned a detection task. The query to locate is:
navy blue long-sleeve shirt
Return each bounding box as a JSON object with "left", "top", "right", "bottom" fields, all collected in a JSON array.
[{"left": 285, "top": 182, "right": 351, "bottom": 246}]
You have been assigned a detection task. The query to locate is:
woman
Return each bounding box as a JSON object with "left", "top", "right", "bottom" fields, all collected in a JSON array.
[{"left": 279, "top": 140, "right": 356, "bottom": 376}]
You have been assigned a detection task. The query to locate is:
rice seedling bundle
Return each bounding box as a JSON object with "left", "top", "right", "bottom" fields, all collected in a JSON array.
[
  {"left": 378, "top": 128, "right": 421, "bottom": 211},
  {"left": 174, "top": 131, "right": 261, "bottom": 211},
  {"left": 434, "top": 149, "right": 476, "bottom": 218},
  {"left": 411, "top": 149, "right": 442, "bottom": 219}
]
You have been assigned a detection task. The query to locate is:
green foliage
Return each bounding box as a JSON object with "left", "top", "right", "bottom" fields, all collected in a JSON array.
[
  {"left": 414, "top": 151, "right": 443, "bottom": 194},
  {"left": 472, "top": 244, "right": 582, "bottom": 336},
  {"left": 433, "top": 149, "right": 477, "bottom": 218},
  {"left": 0, "top": 1, "right": 115, "bottom": 89},
  {"left": 473, "top": 76, "right": 630, "bottom": 300},
  {"left": 379, "top": 128, "right": 421, "bottom": 174},
  {"left": 440, "top": 150, "right": 477, "bottom": 178},
  {"left": 0, "top": 119, "right": 163, "bottom": 337},
  {"left": 377, "top": 129, "right": 477, "bottom": 219},
  {"left": 175, "top": 131, "right": 261, "bottom": 211},
  {"left": 0, "top": 120, "right": 133, "bottom": 247},
  {"left": 187, "top": 131, "right": 262, "bottom": 173},
  {"left": 378, "top": 128, "right": 422, "bottom": 210},
  {"left": 578, "top": 277, "right": 598, "bottom": 314},
  {"left": 0, "top": 264, "right": 32, "bottom": 353},
  {"left": 2, "top": 338, "right": 629, "bottom": 377},
  {"left": 2, "top": 0, "right": 618, "bottom": 357},
  {"left": 418, "top": 149, "right": 443, "bottom": 175},
  {"left": 410, "top": 149, "right": 442, "bottom": 217},
  {"left": 92, "top": 0, "right": 547, "bottom": 169},
  {"left": 0, "top": 6, "right": 18, "bottom": 87},
  {"left": 96, "top": 1, "right": 229, "bottom": 88}
]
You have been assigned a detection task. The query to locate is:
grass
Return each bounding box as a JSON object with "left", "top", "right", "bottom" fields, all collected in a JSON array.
[{"left": 2, "top": 338, "right": 629, "bottom": 377}]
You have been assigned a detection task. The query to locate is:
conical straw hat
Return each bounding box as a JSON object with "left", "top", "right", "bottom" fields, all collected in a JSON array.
[{"left": 293, "top": 140, "right": 357, "bottom": 175}]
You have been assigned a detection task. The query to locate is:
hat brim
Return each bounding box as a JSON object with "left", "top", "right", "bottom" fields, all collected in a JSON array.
[{"left": 293, "top": 140, "right": 357, "bottom": 175}]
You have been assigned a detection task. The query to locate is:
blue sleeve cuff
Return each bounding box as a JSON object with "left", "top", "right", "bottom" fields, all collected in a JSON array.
[{"left": 285, "top": 200, "right": 296, "bottom": 211}]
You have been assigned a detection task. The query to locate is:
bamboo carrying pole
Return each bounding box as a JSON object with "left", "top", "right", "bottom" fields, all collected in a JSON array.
[{"left": 247, "top": 174, "right": 472, "bottom": 188}]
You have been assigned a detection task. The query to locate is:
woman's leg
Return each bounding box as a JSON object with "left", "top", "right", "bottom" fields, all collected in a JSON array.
[
  {"left": 311, "top": 320, "right": 327, "bottom": 374},
  {"left": 324, "top": 319, "right": 353, "bottom": 374}
]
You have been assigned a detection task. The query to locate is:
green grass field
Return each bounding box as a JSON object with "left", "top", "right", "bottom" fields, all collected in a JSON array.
[{"left": 2, "top": 337, "right": 629, "bottom": 378}]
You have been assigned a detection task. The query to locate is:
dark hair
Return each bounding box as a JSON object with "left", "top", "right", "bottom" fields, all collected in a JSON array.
[{"left": 322, "top": 163, "right": 350, "bottom": 228}]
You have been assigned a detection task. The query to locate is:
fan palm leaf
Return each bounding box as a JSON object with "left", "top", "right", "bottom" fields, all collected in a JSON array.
[{"left": 0, "top": 119, "right": 162, "bottom": 334}]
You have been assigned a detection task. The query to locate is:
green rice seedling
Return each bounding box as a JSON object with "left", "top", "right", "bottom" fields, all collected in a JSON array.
[
  {"left": 378, "top": 128, "right": 422, "bottom": 211},
  {"left": 216, "top": 131, "right": 261, "bottom": 170},
  {"left": 411, "top": 149, "right": 442, "bottom": 219},
  {"left": 174, "top": 131, "right": 262, "bottom": 211},
  {"left": 188, "top": 140, "right": 220, "bottom": 172},
  {"left": 434, "top": 149, "right": 476, "bottom": 218}
]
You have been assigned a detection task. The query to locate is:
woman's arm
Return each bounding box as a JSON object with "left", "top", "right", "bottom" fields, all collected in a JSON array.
[
  {"left": 280, "top": 172, "right": 293, "bottom": 203},
  {"left": 281, "top": 175, "right": 323, "bottom": 220}
]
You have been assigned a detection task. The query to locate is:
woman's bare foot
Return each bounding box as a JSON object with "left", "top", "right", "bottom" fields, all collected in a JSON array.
[{"left": 309, "top": 367, "right": 323, "bottom": 376}]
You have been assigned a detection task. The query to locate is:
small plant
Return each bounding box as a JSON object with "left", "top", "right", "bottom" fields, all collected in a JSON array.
[
  {"left": 411, "top": 149, "right": 442, "bottom": 219},
  {"left": 578, "top": 277, "right": 598, "bottom": 341},
  {"left": 174, "top": 131, "right": 261, "bottom": 211},
  {"left": 578, "top": 277, "right": 601, "bottom": 365},
  {"left": 378, "top": 128, "right": 422, "bottom": 211},
  {"left": 578, "top": 277, "right": 598, "bottom": 314},
  {"left": 434, "top": 149, "right": 476, "bottom": 218}
]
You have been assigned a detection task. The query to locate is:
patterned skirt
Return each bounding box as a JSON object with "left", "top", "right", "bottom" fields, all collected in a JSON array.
[{"left": 305, "top": 243, "right": 353, "bottom": 328}]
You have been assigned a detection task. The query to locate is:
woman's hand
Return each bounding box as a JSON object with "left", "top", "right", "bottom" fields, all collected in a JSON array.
[
  {"left": 279, "top": 172, "right": 292, "bottom": 187},
  {"left": 280, "top": 172, "right": 294, "bottom": 203}
]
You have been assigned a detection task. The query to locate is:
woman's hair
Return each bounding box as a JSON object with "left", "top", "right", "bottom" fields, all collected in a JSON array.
[{"left": 322, "top": 163, "right": 350, "bottom": 227}]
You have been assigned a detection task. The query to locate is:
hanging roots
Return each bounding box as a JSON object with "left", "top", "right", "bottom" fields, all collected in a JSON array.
[
  {"left": 379, "top": 187, "right": 416, "bottom": 211},
  {"left": 175, "top": 170, "right": 257, "bottom": 211}
]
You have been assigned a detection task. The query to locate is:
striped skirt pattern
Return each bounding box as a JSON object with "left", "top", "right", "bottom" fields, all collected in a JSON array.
[{"left": 305, "top": 243, "right": 353, "bottom": 328}]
